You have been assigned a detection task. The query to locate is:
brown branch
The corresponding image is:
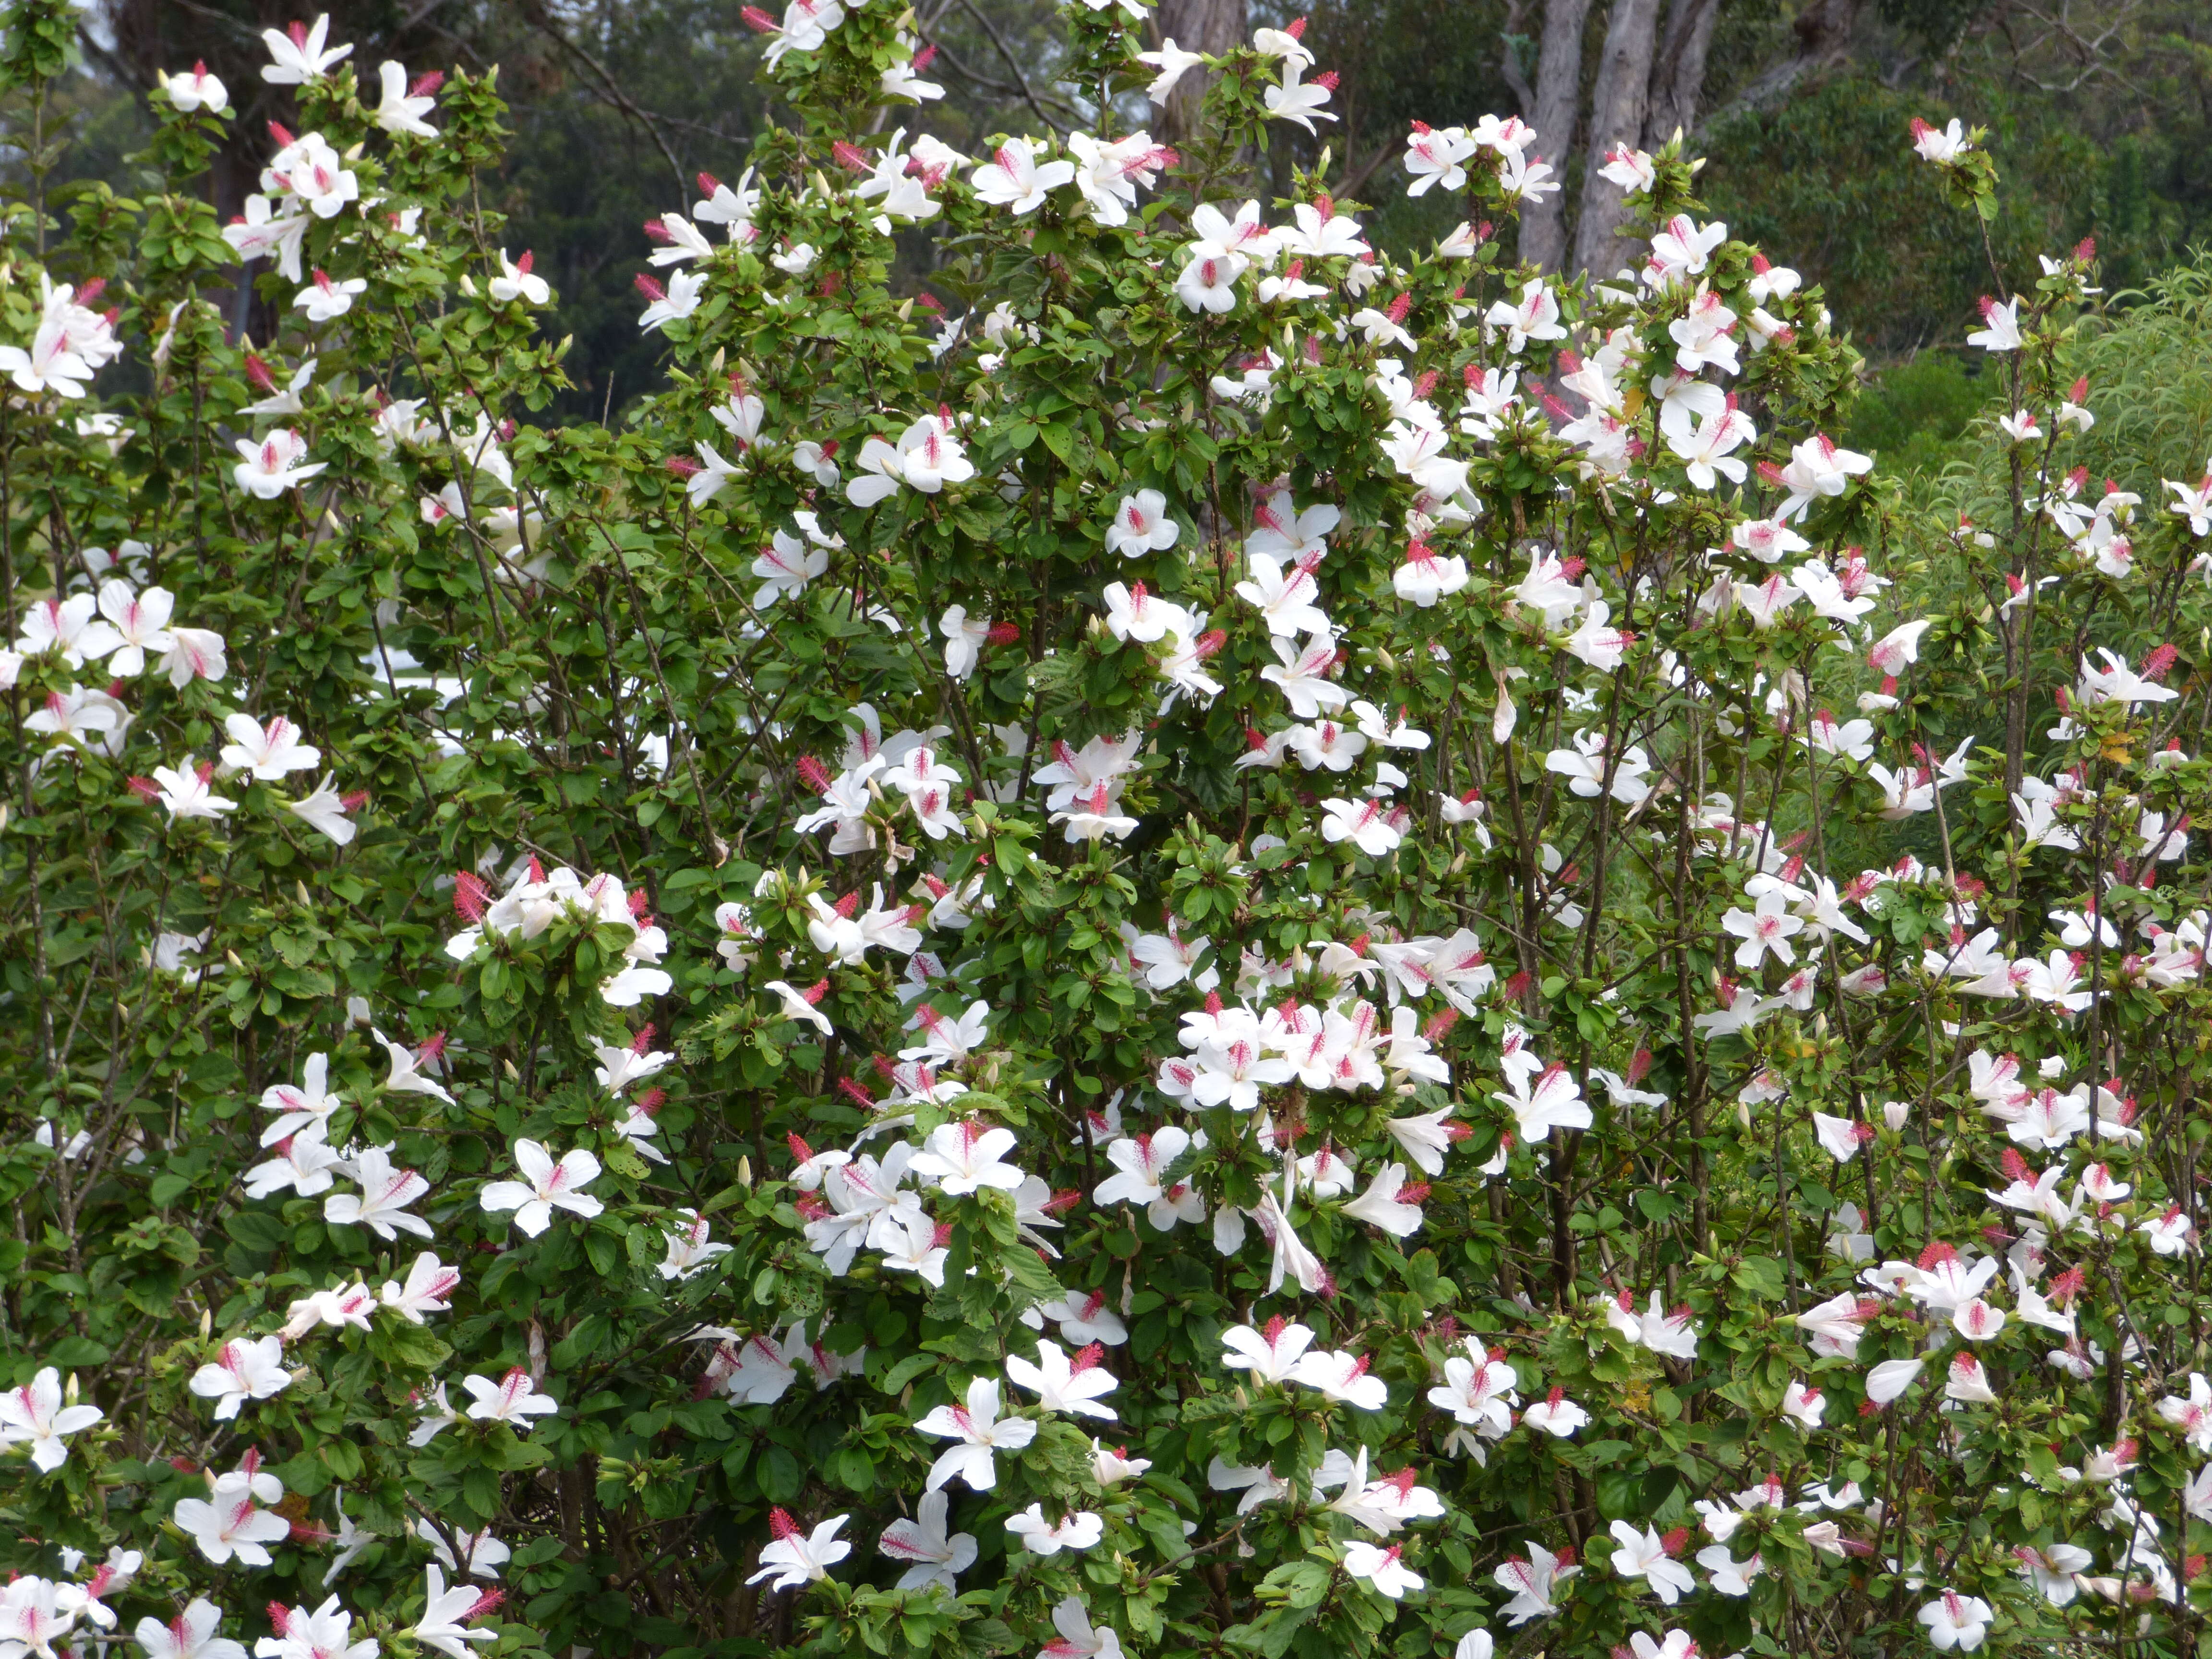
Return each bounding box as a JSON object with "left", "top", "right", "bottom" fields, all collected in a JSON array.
[
  {"left": 940, "top": 0, "right": 1073, "bottom": 135},
  {"left": 519, "top": 0, "right": 689, "bottom": 197}
]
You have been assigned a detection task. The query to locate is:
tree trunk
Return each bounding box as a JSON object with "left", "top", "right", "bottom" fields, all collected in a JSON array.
[
  {"left": 1569, "top": 0, "right": 1664, "bottom": 278},
  {"left": 1645, "top": 0, "right": 1721, "bottom": 148},
  {"left": 1516, "top": 0, "right": 1593, "bottom": 271},
  {"left": 1151, "top": 0, "right": 1249, "bottom": 144},
  {"left": 1498, "top": 0, "right": 1538, "bottom": 117}
]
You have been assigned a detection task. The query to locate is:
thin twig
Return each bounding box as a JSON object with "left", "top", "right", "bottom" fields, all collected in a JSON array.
[
  {"left": 940, "top": 0, "right": 1072, "bottom": 135},
  {"left": 521, "top": 0, "right": 689, "bottom": 195}
]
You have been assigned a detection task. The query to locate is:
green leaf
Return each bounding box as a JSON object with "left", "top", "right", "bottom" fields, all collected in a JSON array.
[
  {"left": 148, "top": 1173, "right": 192, "bottom": 1206},
  {"left": 226, "top": 1211, "right": 287, "bottom": 1253},
  {"left": 385, "top": 1322, "right": 453, "bottom": 1371},
  {"left": 834, "top": 1445, "right": 874, "bottom": 1492},
  {"left": 878, "top": 1353, "right": 936, "bottom": 1396},
  {"left": 584, "top": 1229, "right": 620, "bottom": 1276},
  {"left": 759, "top": 1445, "right": 804, "bottom": 1502},
  {"left": 1729, "top": 1257, "right": 1787, "bottom": 1301}
]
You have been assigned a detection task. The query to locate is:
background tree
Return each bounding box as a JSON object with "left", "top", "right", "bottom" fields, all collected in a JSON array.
[{"left": 17, "top": 0, "right": 2212, "bottom": 436}]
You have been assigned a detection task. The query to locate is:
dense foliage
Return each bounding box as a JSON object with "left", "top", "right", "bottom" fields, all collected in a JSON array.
[
  {"left": 43, "top": 2, "right": 2212, "bottom": 425},
  {"left": 8, "top": 5, "right": 2212, "bottom": 1659}
]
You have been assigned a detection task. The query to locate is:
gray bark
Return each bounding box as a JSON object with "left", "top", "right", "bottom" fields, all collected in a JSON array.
[
  {"left": 1516, "top": 0, "right": 1594, "bottom": 271},
  {"left": 1645, "top": 0, "right": 1722, "bottom": 148},
  {"left": 1569, "top": 0, "right": 1664, "bottom": 278},
  {"left": 1151, "top": 0, "right": 1249, "bottom": 144},
  {"left": 1499, "top": 0, "right": 1538, "bottom": 117}
]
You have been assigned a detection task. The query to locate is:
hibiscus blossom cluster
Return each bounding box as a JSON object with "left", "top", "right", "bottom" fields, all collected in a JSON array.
[{"left": 445, "top": 859, "right": 675, "bottom": 1007}]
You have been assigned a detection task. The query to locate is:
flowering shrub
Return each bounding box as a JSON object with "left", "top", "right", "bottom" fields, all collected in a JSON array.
[{"left": 6, "top": 5, "right": 2212, "bottom": 1659}]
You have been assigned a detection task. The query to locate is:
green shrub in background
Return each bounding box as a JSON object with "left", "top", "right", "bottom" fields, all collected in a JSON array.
[{"left": 1840, "top": 352, "right": 1994, "bottom": 483}]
